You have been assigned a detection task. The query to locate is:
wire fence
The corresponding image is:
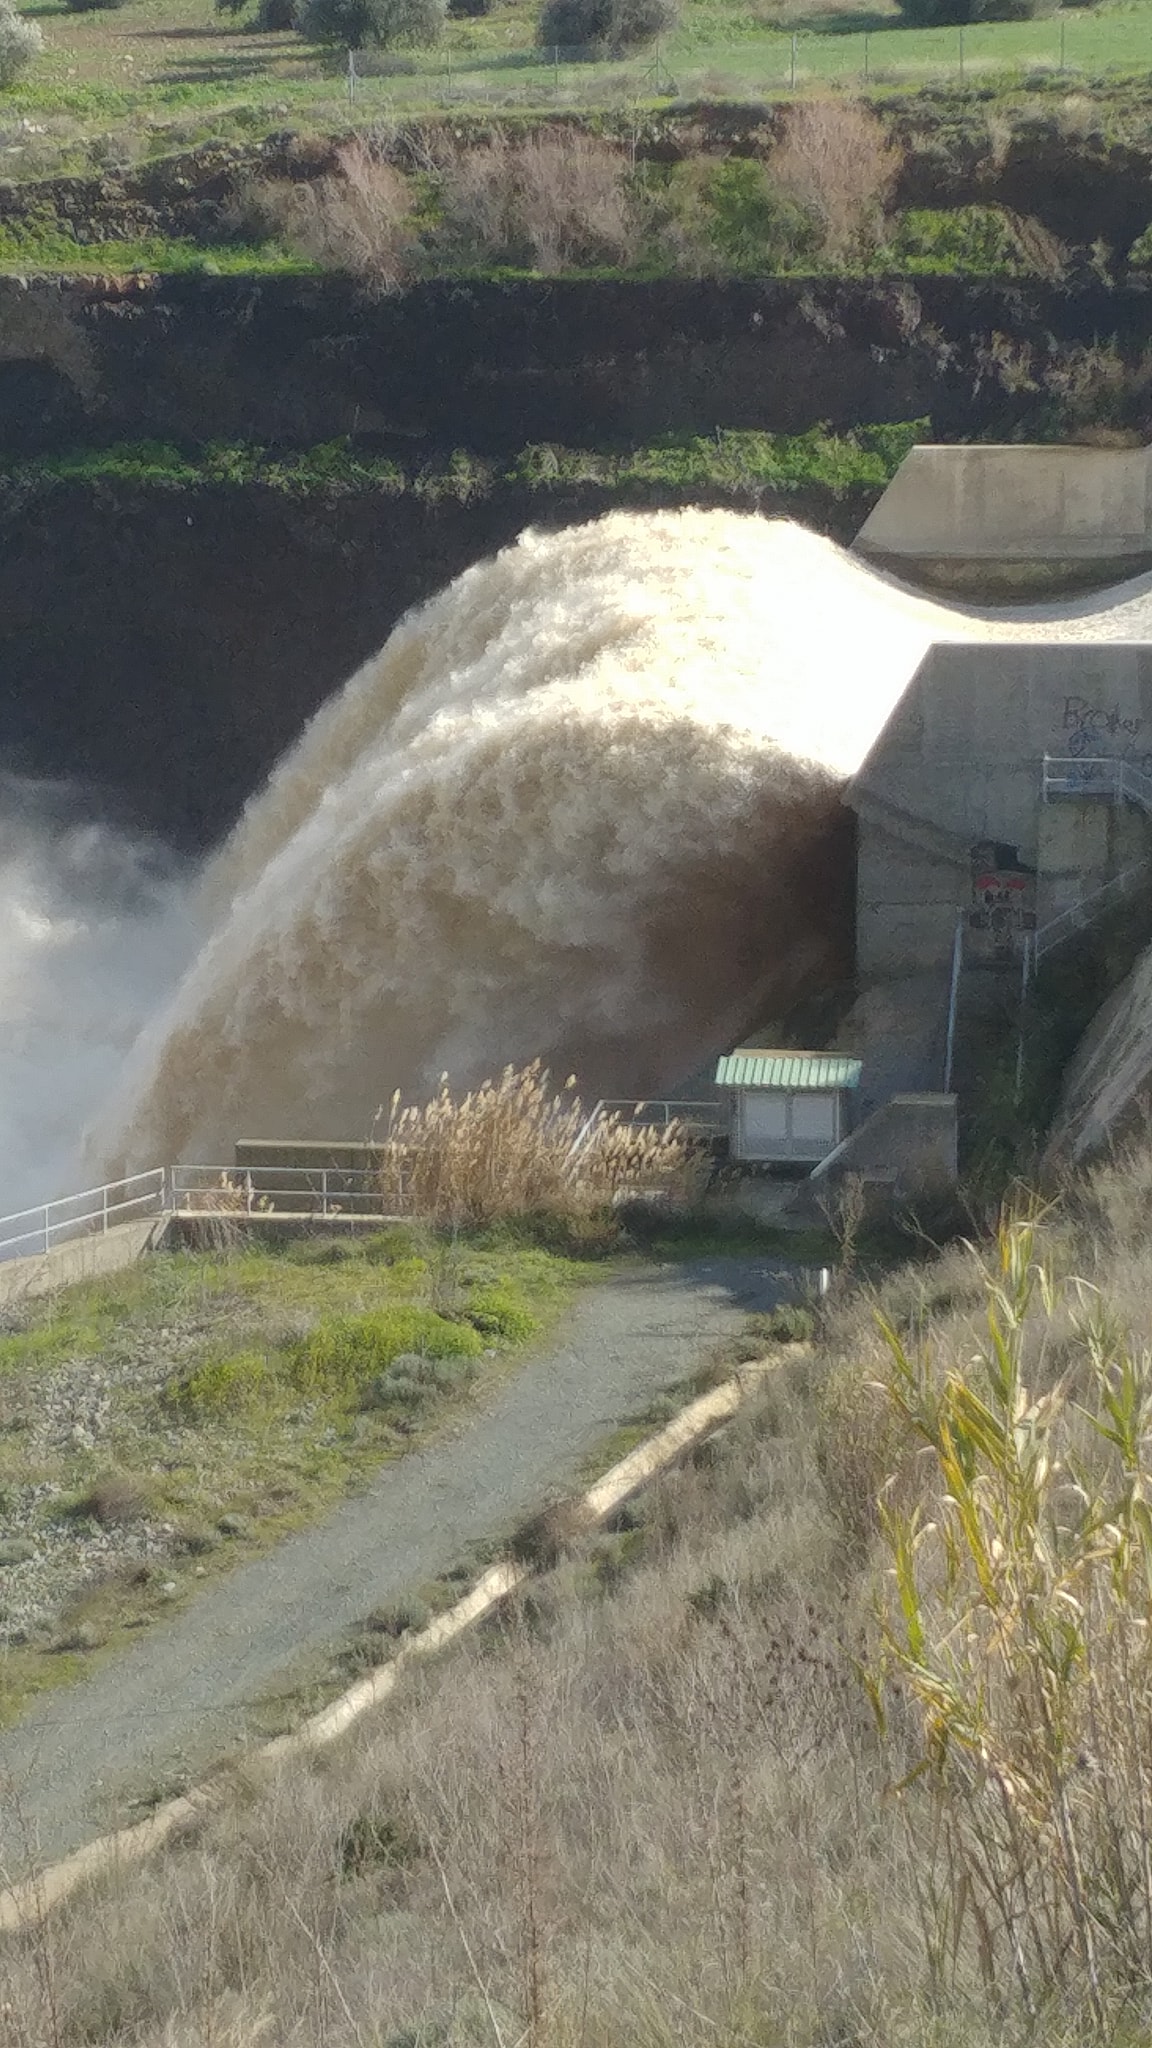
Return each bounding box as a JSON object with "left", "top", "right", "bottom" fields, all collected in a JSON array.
[{"left": 337, "top": 15, "right": 1152, "bottom": 111}]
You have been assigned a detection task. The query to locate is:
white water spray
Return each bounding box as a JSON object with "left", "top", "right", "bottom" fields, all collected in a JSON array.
[
  {"left": 0, "top": 779, "right": 190, "bottom": 1213},
  {"left": 87, "top": 510, "right": 990, "bottom": 1176}
]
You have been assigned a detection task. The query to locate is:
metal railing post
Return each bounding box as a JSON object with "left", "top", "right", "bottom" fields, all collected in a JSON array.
[
  {"left": 1014, "top": 932, "right": 1033, "bottom": 1107},
  {"left": 943, "top": 908, "right": 964, "bottom": 1095},
  {"left": 102, "top": 1185, "right": 109, "bottom": 1235},
  {"left": 322, "top": 1169, "right": 329, "bottom": 1220},
  {"left": 42, "top": 1204, "right": 49, "bottom": 1257}
]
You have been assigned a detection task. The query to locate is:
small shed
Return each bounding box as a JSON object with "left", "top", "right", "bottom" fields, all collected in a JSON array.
[{"left": 714, "top": 1050, "right": 863, "bottom": 1166}]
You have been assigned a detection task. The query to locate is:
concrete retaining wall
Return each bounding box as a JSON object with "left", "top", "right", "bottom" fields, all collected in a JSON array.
[
  {"left": 0, "top": 1217, "right": 168, "bottom": 1309},
  {"left": 857, "top": 443, "right": 1152, "bottom": 563},
  {"left": 791, "top": 1093, "right": 958, "bottom": 1217}
]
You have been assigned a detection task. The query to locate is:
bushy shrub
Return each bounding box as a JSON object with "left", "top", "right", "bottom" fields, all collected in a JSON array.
[
  {"left": 438, "top": 130, "right": 641, "bottom": 273},
  {"left": 771, "top": 99, "right": 900, "bottom": 260},
  {"left": 235, "top": 141, "right": 414, "bottom": 283},
  {"left": 537, "top": 0, "right": 677, "bottom": 54},
  {"left": 656, "top": 156, "right": 818, "bottom": 275},
  {"left": 170, "top": 1349, "right": 274, "bottom": 1418},
  {"left": 298, "top": 0, "right": 443, "bottom": 45},
  {"left": 0, "top": 2, "right": 41, "bottom": 88},
  {"left": 365, "top": 1594, "right": 430, "bottom": 1637},
  {"left": 291, "top": 1307, "right": 482, "bottom": 1398},
  {"left": 64, "top": 0, "right": 127, "bottom": 13},
  {"left": 464, "top": 1284, "right": 539, "bottom": 1342},
  {"left": 897, "top": 0, "right": 1054, "bottom": 19},
  {"left": 761, "top": 1303, "right": 816, "bottom": 1344},
  {"left": 69, "top": 1471, "right": 151, "bottom": 1527}
]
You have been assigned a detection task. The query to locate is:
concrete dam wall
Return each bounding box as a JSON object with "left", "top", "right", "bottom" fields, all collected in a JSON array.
[{"left": 856, "top": 443, "right": 1152, "bottom": 596}]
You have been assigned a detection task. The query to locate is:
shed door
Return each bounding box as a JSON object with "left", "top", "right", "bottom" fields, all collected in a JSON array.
[
  {"left": 740, "top": 1093, "right": 788, "bottom": 1157},
  {"left": 790, "top": 1093, "right": 838, "bottom": 1151}
]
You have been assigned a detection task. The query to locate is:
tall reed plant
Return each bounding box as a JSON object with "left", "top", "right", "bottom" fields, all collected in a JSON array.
[
  {"left": 371, "top": 1060, "right": 699, "bottom": 1227},
  {"left": 867, "top": 1214, "right": 1152, "bottom": 2032}
]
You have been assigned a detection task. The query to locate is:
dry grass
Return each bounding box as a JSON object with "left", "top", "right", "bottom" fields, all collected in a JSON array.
[
  {"left": 437, "top": 130, "right": 642, "bottom": 272},
  {"left": 371, "top": 1061, "right": 701, "bottom": 1228},
  {"left": 234, "top": 138, "right": 416, "bottom": 284},
  {"left": 771, "top": 98, "right": 900, "bottom": 260},
  {"left": 15, "top": 1152, "right": 1152, "bottom": 2043}
]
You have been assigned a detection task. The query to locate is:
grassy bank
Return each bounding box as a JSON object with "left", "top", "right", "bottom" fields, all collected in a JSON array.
[
  {"left": 11, "top": 1162, "right": 1152, "bottom": 2043},
  {"left": 0, "top": 422, "right": 928, "bottom": 496},
  {"left": 0, "top": 1223, "right": 595, "bottom": 1729}
]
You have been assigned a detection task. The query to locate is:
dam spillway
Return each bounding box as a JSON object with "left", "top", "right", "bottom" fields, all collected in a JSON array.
[{"left": 7, "top": 503, "right": 1152, "bottom": 1203}]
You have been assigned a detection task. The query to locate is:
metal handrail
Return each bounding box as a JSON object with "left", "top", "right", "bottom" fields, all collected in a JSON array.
[
  {"left": 169, "top": 1165, "right": 402, "bottom": 1219},
  {"left": 2, "top": 1112, "right": 720, "bottom": 1264},
  {"left": 591, "top": 1100, "right": 725, "bottom": 1129},
  {"left": 1034, "top": 858, "right": 1152, "bottom": 963},
  {"left": 1043, "top": 755, "right": 1152, "bottom": 815},
  {"left": 0, "top": 1167, "right": 167, "bottom": 1261}
]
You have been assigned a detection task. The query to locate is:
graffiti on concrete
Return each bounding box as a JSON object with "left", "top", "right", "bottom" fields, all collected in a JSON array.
[
  {"left": 1061, "top": 696, "right": 1152, "bottom": 774},
  {"left": 969, "top": 840, "right": 1036, "bottom": 959}
]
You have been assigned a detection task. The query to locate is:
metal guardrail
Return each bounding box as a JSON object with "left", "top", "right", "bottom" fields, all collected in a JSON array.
[
  {"left": 0, "top": 1168, "right": 167, "bottom": 1263},
  {"left": 1033, "top": 859, "right": 1152, "bottom": 963},
  {"left": 592, "top": 1100, "right": 725, "bottom": 1131},
  {"left": 170, "top": 1165, "right": 403, "bottom": 1218},
  {"left": 0, "top": 1105, "right": 728, "bottom": 1264},
  {"left": 1043, "top": 755, "right": 1152, "bottom": 814}
]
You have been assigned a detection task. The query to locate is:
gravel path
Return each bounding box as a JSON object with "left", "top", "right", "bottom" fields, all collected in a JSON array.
[{"left": 0, "top": 1255, "right": 793, "bottom": 1875}]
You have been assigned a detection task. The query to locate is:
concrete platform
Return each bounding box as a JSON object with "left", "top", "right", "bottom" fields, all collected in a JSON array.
[{"left": 856, "top": 443, "right": 1152, "bottom": 599}]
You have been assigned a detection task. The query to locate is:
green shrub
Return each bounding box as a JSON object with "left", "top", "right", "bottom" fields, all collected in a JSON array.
[
  {"left": 365, "top": 1593, "right": 430, "bottom": 1636},
  {"left": 0, "top": 2, "right": 41, "bottom": 88},
  {"left": 291, "top": 1308, "right": 482, "bottom": 1398},
  {"left": 68, "top": 1471, "right": 151, "bottom": 1527},
  {"left": 896, "top": 0, "right": 1054, "bottom": 20},
  {"left": 536, "top": 0, "right": 676, "bottom": 53},
  {"left": 360, "top": 1223, "right": 432, "bottom": 1264},
  {"left": 298, "top": 0, "right": 443, "bottom": 46},
  {"left": 283, "top": 1235, "right": 365, "bottom": 1267},
  {"left": 464, "top": 1285, "right": 539, "bottom": 1343},
  {"left": 760, "top": 1304, "right": 816, "bottom": 1345},
  {"left": 660, "top": 157, "right": 817, "bottom": 275},
  {"left": 882, "top": 205, "right": 1026, "bottom": 274},
  {"left": 170, "top": 1349, "right": 275, "bottom": 1418}
]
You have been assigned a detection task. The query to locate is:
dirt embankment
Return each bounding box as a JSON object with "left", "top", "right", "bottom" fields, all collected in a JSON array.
[{"left": 2, "top": 270, "right": 1151, "bottom": 459}]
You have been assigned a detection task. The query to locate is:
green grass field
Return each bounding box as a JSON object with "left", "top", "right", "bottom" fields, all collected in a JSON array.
[{"left": 2, "top": 0, "right": 1152, "bottom": 181}]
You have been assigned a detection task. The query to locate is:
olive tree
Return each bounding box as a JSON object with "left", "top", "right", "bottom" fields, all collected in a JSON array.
[{"left": 0, "top": 1, "right": 42, "bottom": 88}]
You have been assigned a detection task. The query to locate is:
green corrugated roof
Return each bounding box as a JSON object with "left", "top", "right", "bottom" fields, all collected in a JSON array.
[{"left": 714, "top": 1050, "right": 863, "bottom": 1092}]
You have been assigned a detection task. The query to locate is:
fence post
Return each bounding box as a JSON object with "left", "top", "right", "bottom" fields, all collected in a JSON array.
[
  {"left": 554, "top": 43, "right": 560, "bottom": 91},
  {"left": 958, "top": 25, "right": 965, "bottom": 80},
  {"left": 1059, "top": 15, "right": 1066, "bottom": 69},
  {"left": 863, "top": 30, "right": 869, "bottom": 83},
  {"left": 322, "top": 1169, "right": 329, "bottom": 1220},
  {"left": 102, "top": 1184, "right": 109, "bottom": 1236},
  {"left": 347, "top": 47, "right": 356, "bottom": 105},
  {"left": 42, "top": 1204, "right": 50, "bottom": 1257},
  {"left": 790, "top": 31, "right": 797, "bottom": 87}
]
